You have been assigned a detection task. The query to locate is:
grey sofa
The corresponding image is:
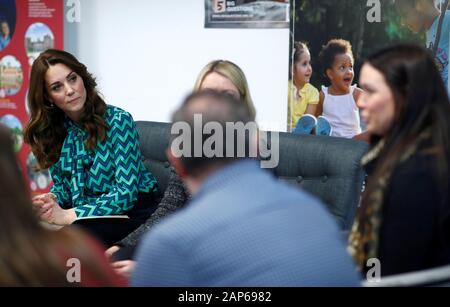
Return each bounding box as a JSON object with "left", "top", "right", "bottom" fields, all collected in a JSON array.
[{"left": 136, "top": 121, "right": 368, "bottom": 230}]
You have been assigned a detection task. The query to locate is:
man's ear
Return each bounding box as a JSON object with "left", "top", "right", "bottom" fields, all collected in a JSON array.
[{"left": 166, "top": 148, "right": 188, "bottom": 178}]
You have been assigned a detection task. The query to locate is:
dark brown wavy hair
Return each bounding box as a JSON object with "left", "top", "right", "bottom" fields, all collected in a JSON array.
[
  {"left": 24, "top": 49, "right": 108, "bottom": 170},
  {"left": 0, "top": 126, "right": 123, "bottom": 286}
]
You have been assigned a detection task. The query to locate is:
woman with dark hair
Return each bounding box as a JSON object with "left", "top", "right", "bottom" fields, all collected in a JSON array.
[
  {"left": 349, "top": 44, "right": 450, "bottom": 276},
  {"left": 24, "top": 49, "right": 159, "bottom": 246},
  {"left": 0, "top": 126, "right": 125, "bottom": 286}
]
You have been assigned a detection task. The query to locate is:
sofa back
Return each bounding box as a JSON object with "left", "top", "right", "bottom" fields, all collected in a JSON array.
[
  {"left": 136, "top": 121, "right": 368, "bottom": 230},
  {"left": 267, "top": 131, "right": 368, "bottom": 229}
]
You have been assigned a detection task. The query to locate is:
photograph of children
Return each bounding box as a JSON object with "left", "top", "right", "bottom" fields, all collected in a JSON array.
[{"left": 287, "top": 0, "right": 449, "bottom": 134}]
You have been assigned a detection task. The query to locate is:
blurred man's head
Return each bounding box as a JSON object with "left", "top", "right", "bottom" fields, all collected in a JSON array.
[{"left": 168, "top": 90, "right": 258, "bottom": 190}]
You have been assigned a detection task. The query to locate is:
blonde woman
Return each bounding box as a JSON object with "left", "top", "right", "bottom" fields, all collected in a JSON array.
[
  {"left": 107, "top": 60, "right": 257, "bottom": 278},
  {"left": 193, "top": 60, "right": 256, "bottom": 120}
]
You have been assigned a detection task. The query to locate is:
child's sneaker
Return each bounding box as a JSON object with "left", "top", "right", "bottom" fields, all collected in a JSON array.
[
  {"left": 316, "top": 116, "right": 332, "bottom": 136},
  {"left": 293, "top": 114, "right": 317, "bottom": 135}
]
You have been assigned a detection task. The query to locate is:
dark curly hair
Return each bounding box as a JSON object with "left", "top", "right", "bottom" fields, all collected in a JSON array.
[{"left": 318, "top": 39, "right": 354, "bottom": 78}]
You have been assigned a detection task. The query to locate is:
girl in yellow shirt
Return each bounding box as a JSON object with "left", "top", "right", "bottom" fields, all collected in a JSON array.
[{"left": 288, "top": 42, "right": 331, "bottom": 135}]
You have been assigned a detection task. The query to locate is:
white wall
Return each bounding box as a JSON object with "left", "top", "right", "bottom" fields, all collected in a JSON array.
[{"left": 65, "top": 0, "right": 289, "bottom": 131}]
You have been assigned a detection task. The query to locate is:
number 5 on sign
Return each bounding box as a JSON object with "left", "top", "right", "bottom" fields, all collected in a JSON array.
[{"left": 213, "top": 0, "right": 226, "bottom": 13}]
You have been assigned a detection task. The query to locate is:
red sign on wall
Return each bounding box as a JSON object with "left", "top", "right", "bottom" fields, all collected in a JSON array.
[{"left": 0, "top": 0, "right": 63, "bottom": 195}]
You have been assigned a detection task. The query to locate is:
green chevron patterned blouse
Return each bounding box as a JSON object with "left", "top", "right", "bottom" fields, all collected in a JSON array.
[{"left": 49, "top": 105, "right": 158, "bottom": 218}]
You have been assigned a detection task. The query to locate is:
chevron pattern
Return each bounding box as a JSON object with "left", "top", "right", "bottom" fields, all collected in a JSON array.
[{"left": 49, "top": 105, "right": 158, "bottom": 217}]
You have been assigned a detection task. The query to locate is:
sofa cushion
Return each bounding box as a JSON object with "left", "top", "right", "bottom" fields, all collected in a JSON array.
[
  {"left": 136, "top": 121, "right": 368, "bottom": 230},
  {"left": 266, "top": 131, "right": 368, "bottom": 229},
  {"left": 136, "top": 121, "right": 172, "bottom": 193}
]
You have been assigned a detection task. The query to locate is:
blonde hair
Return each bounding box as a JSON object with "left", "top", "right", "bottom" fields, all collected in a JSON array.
[{"left": 193, "top": 60, "right": 256, "bottom": 120}]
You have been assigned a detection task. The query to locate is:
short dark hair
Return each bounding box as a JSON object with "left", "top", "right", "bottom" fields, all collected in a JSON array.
[
  {"left": 319, "top": 39, "right": 354, "bottom": 77},
  {"left": 170, "top": 90, "right": 256, "bottom": 177}
]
